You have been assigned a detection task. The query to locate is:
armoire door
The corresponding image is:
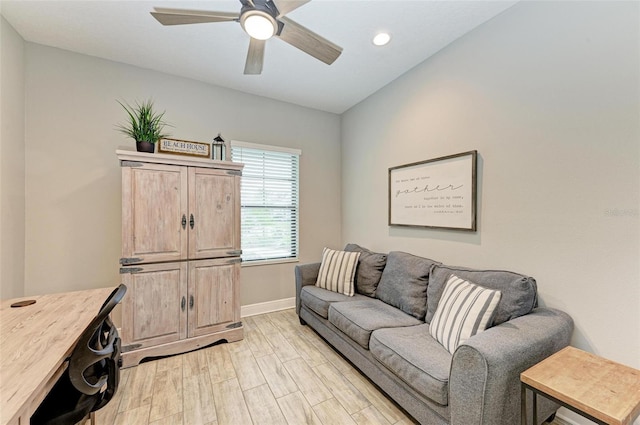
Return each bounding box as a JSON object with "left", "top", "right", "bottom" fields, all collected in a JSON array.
[
  {"left": 188, "top": 167, "right": 241, "bottom": 259},
  {"left": 187, "top": 258, "right": 240, "bottom": 338},
  {"left": 121, "top": 261, "right": 188, "bottom": 350},
  {"left": 121, "top": 162, "right": 188, "bottom": 264}
]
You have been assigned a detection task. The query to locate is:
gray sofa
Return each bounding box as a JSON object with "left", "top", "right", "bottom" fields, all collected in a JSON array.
[{"left": 295, "top": 244, "right": 574, "bottom": 425}]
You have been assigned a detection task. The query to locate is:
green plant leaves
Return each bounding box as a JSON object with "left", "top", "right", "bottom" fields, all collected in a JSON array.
[{"left": 116, "top": 99, "right": 170, "bottom": 143}]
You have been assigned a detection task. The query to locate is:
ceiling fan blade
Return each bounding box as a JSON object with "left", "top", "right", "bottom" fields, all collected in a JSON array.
[
  {"left": 244, "top": 38, "right": 266, "bottom": 75},
  {"left": 276, "top": 17, "right": 342, "bottom": 65},
  {"left": 151, "top": 8, "right": 238, "bottom": 26},
  {"left": 271, "top": 0, "right": 311, "bottom": 16}
]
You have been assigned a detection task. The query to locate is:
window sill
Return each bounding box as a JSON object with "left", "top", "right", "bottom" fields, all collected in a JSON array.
[{"left": 241, "top": 258, "right": 299, "bottom": 267}]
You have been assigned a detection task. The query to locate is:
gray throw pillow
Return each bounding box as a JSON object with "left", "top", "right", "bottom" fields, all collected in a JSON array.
[
  {"left": 375, "top": 251, "right": 440, "bottom": 320},
  {"left": 344, "top": 244, "right": 387, "bottom": 297},
  {"left": 426, "top": 264, "right": 538, "bottom": 326}
]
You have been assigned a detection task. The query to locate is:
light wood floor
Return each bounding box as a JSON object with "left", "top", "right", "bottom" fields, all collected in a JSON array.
[
  {"left": 96, "top": 308, "right": 416, "bottom": 425},
  {"left": 97, "top": 308, "right": 564, "bottom": 425}
]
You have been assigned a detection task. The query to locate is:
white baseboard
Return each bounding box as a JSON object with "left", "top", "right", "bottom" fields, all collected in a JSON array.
[{"left": 241, "top": 297, "right": 296, "bottom": 318}]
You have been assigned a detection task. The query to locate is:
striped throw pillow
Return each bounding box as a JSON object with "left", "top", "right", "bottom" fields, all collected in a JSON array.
[
  {"left": 429, "top": 274, "right": 502, "bottom": 354},
  {"left": 316, "top": 248, "right": 361, "bottom": 296}
]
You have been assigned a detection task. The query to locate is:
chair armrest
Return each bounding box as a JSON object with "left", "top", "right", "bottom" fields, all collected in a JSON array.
[
  {"left": 295, "top": 262, "right": 321, "bottom": 314},
  {"left": 449, "top": 308, "right": 573, "bottom": 425}
]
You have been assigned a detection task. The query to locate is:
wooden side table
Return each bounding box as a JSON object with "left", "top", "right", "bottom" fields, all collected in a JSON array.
[{"left": 520, "top": 346, "right": 640, "bottom": 425}]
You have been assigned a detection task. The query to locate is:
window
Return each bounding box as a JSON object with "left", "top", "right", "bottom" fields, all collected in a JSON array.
[{"left": 231, "top": 141, "right": 300, "bottom": 264}]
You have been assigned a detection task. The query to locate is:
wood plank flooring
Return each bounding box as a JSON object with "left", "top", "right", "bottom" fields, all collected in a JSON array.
[
  {"left": 97, "top": 308, "right": 565, "bottom": 425},
  {"left": 96, "top": 309, "right": 416, "bottom": 425}
]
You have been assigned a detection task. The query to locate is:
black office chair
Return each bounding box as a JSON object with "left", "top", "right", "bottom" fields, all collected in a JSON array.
[{"left": 31, "top": 284, "right": 127, "bottom": 425}]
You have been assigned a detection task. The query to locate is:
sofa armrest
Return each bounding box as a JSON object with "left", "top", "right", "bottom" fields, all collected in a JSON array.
[
  {"left": 295, "top": 262, "right": 321, "bottom": 314},
  {"left": 449, "top": 308, "right": 573, "bottom": 425}
]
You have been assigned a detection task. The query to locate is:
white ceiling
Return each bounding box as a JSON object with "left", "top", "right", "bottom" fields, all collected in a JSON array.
[{"left": 1, "top": 0, "right": 518, "bottom": 114}]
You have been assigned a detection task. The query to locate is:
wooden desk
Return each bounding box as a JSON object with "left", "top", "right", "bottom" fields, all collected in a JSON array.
[
  {"left": 521, "top": 346, "right": 640, "bottom": 425},
  {"left": 0, "top": 287, "right": 115, "bottom": 425}
]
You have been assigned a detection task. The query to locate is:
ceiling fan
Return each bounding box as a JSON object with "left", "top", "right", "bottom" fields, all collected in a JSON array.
[{"left": 150, "top": 0, "right": 343, "bottom": 75}]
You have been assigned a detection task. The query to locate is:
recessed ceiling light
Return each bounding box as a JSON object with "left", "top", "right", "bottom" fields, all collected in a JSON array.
[{"left": 373, "top": 32, "right": 391, "bottom": 46}]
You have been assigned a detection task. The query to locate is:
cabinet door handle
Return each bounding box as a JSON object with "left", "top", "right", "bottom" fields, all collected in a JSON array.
[
  {"left": 181, "top": 296, "right": 186, "bottom": 312},
  {"left": 181, "top": 214, "right": 187, "bottom": 230},
  {"left": 189, "top": 295, "right": 194, "bottom": 309},
  {"left": 190, "top": 214, "right": 195, "bottom": 229}
]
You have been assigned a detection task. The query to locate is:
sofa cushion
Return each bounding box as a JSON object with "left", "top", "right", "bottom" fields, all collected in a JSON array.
[
  {"left": 370, "top": 324, "right": 452, "bottom": 406},
  {"left": 316, "top": 247, "right": 361, "bottom": 296},
  {"left": 429, "top": 274, "right": 502, "bottom": 353},
  {"left": 426, "top": 264, "right": 538, "bottom": 326},
  {"left": 344, "top": 243, "right": 387, "bottom": 297},
  {"left": 328, "top": 299, "right": 422, "bottom": 349},
  {"left": 300, "top": 286, "right": 368, "bottom": 319},
  {"left": 375, "top": 251, "right": 440, "bottom": 320}
]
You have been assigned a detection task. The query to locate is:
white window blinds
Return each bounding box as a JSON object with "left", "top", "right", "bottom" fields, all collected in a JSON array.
[{"left": 231, "top": 141, "right": 300, "bottom": 263}]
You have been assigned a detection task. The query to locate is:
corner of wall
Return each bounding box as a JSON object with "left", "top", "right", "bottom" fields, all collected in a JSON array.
[{"left": 0, "top": 15, "right": 26, "bottom": 299}]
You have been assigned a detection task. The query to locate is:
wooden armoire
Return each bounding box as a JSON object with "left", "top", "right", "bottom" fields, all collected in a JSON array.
[{"left": 116, "top": 149, "right": 244, "bottom": 367}]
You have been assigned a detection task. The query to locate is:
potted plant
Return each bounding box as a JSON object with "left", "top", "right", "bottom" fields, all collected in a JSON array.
[{"left": 117, "top": 99, "right": 169, "bottom": 153}]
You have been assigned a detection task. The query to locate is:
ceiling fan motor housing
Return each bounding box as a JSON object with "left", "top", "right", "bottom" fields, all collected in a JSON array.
[{"left": 240, "top": 0, "right": 280, "bottom": 17}]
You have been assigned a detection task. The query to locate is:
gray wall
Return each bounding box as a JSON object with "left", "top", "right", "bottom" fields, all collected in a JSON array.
[
  {"left": 0, "top": 16, "right": 26, "bottom": 300},
  {"left": 342, "top": 0, "right": 639, "bottom": 383},
  {"left": 21, "top": 43, "right": 341, "bottom": 306}
]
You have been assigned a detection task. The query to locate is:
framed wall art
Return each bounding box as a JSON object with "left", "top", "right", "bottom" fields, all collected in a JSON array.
[{"left": 388, "top": 150, "right": 477, "bottom": 231}]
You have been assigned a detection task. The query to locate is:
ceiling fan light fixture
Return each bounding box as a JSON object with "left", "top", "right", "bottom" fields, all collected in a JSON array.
[{"left": 241, "top": 11, "right": 277, "bottom": 40}]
